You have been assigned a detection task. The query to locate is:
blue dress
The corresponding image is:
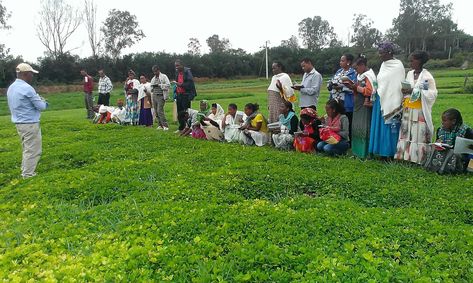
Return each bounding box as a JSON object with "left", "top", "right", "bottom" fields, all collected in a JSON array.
[{"left": 369, "top": 94, "right": 400, "bottom": 157}]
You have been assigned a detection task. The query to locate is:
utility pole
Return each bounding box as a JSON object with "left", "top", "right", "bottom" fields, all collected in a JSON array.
[{"left": 265, "top": 40, "right": 270, "bottom": 80}]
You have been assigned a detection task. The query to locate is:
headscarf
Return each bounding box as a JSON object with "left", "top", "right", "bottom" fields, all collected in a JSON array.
[
  {"left": 300, "top": 108, "right": 318, "bottom": 134},
  {"left": 99, "top": 105, "right": 108, "bottom": 114},
  {"left": 300, "top": 108, "right": 317, "bottom": 119},
  {"left": 377, "top": 42, "right": 398, "bottom": 55},
  {"left": 209, "top": 103, "right": 225, "bottom": 121}
]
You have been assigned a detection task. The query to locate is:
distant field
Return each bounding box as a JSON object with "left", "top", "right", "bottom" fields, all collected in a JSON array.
[{"left": 0, "top": 69, "right": 472, "bottom": 281}]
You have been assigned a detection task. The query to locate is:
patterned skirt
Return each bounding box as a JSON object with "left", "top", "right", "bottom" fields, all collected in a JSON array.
[
  {"left": 395, "top": 107, "right": 431, "bottom": 164},
  {"left": 125, "top": 95, "right": 139, "bottom": 125},
  {"left": 268, "top": 90, "right": 286, "bottom": 124}
]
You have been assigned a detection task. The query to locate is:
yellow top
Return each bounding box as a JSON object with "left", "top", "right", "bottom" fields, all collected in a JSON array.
[{"left": 251, "top": 113, "right": 268, "bottom": 133}]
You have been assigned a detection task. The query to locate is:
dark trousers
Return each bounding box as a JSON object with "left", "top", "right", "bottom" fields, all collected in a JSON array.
[
  {"left": 98, "top": 93, "right": 110, "bottom": 106},
  {"left": 176, "top": 93, "right": 191, "bottom": 130}
]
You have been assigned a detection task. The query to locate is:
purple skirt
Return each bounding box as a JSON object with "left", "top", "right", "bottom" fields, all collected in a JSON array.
[{"left": 139, "top": 100, "right": 153, "bottom": 126}]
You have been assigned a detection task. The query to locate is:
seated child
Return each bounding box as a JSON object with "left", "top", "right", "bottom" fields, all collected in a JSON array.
[
  {"left": 202, "top": 103, "right": 225, "bottom": 141},
  {"left": 423, "top": 108, "right": 473, "bottom": 173},
  {"left": 97, "top": 105, "right": 113, "bottom": 124},
  {"left": 271, "top": 101, "right": 299, "bottom": 150},
  {"left": 192, "top": 100, "right": 211, "bottom": 139},
  {"left": 222, "top": 103, "right": 246, "bottom": 143},
  {"left": 239, "top": 103, "right": 269, "bottom": 147},
  {"left": 111, "top": 99, "right": 126, "bottom": 124},
  {"left": 317, "top": 99, "right": 350, "bottom": 156},
  {"left": 293, "top": 107, "right": 321, "bottom": 153}
]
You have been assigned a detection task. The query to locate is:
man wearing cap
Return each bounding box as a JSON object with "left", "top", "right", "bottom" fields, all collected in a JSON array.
[{"left": 7, "top": 63, "right": 48, "bottom": 178}]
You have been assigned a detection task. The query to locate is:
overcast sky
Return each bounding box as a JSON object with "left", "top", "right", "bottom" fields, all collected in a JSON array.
[{"left": 2, "top": 0, "right": 472, "bottom": 62}]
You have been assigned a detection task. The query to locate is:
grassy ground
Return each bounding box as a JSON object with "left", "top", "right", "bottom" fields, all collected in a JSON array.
[{"left": 0, "top": 69, "right": 472, "bottom": 281}]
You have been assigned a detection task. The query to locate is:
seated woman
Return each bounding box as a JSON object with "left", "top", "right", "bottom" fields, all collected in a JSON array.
[
  {"left": 192, "top": 100, "right": 211, "bottom": 139},
  {"left": 202, "top": 103, "right": 225, "bottom": 141},
  {"left": 423, "top": 108, "right": 473, "bottom": 173},
  {"left": 178, "top": 108, "right": 199, "bottom": 137},
  {"left": 222, "top": 103, "right": 246, "bottom": 142},
  {"left": 239, "top": 103, "right": 269, "bottom": 146},
  {"left": 97, "top": 105, "right": 113, "bottom": 124},
  {"left": 271, "top": 101, "right": 299, "bottom": 150},
  {"left": 293, "top": 108, "right": 321, "bottom": 153},
  {"left": 317, "top": 99, "right": 350, "bottom": 156},
  {"left": 111, "top": 99, "right": 126, "bottom": 124}
]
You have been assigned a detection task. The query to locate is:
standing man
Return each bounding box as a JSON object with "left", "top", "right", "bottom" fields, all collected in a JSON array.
[
  {"left": 80, "top": 69, "right": 94, "bottom": 119},
  {"left": 292, "top": 58, "right": 322, "bottom": 110},
  {"left": 173, "top": 59, "right": 197, "bottom": 132},
  {"left": 7, "top": 63, "right": 48, "bottom": 178},
  {"left": 97, "top": 69, "right": 113, "bottom": 106},
  {"left": 150, "top": 65, "right": 171, "bottom": 130}
]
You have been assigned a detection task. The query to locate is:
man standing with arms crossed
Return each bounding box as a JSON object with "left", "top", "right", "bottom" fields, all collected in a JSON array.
[
  {"left": 7, "top": 63, "right": 48, "bottom": 178},
  {"left": 80, "top": 69, "right": 94, "bottom": 119}
]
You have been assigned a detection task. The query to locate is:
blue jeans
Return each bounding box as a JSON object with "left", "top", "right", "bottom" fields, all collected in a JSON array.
[{"left": 317, "top": 140, "right": 350, "bottom": 156}]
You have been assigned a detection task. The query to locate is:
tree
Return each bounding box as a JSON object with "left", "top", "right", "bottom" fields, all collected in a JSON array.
[
  {"left": 187, "top": 38, "right": 201, "bottom": 56},
  {"left": 280, "top": 35, "right": 299, "bottom": 49},
  {"left": 36, "top": 0, "right": 83, "bottom": 59},
  {"left": 0, "top": 0, "right": 10, "bottom": 29},
  {"left": 206, "top": 34, "right": 231, "bottom": 53},
  {"left": 101, "top": 9, "right": 145, "bottom": 59},
  {"left": 0, "top": 0, "right": 11, "bottom": 59},
  {"left": 390, "top": 0, "right": 455, "bottom": 52},
  {"left": 351, "top": 14, "right": 382, "bottom": 49},
  {"left": 84, "top": 0, "right": 101, "bottom": 58},
  {"left": 298, "top": 16, "right": 338, "bottom": 51}
]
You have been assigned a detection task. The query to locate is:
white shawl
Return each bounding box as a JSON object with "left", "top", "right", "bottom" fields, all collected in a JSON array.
[
  {"left": 137, "top": 82, "right": 152, "bottom": 101},
  {"left": 357, "top": 68, "right": 378, "bottom": 98},
  {"left": 206, "top": 103, "right": 225, "bottom": 125},
  {"left": 377, "top": 59, "right": 405, "bottom": 120},
  {"left": 268, "top": 72, "right": 295, "bottom": 101},
  {"left": 405, "top": 69, "right": 438, "bottom": 135}
]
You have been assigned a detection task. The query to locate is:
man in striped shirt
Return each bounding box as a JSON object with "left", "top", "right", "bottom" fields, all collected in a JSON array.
[{"left": 98, "top": 69, "right": 113, "bottom": 106}]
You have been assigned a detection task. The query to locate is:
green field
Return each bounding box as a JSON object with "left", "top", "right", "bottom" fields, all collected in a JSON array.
[{"left": 0, "top": 69, "right": 472, "bottom": 281}]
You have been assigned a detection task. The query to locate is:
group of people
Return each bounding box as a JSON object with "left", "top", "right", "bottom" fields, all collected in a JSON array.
[
  {"left": 5, "top": 41, "right": 473, "bottom": 179},
  {"left": 173, "top": 43, "right": 473, "bottom": 173},
  {"left": 81, "top": 63, "right": 177, "bottom": 129}
]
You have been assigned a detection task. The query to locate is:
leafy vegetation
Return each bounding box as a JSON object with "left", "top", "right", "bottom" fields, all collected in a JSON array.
[{"left": 0, "top": 70, "right": 472, "bottom": 281}]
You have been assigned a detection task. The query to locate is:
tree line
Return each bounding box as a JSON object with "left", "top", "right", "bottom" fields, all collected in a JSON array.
[{"left": 0, "top": 0, "right": 472, "bottom": 87}]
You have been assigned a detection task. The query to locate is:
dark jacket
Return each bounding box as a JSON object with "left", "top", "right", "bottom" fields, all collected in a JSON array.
[{"left": 175, "top": 67, "right": 197, "bottom": 99}]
